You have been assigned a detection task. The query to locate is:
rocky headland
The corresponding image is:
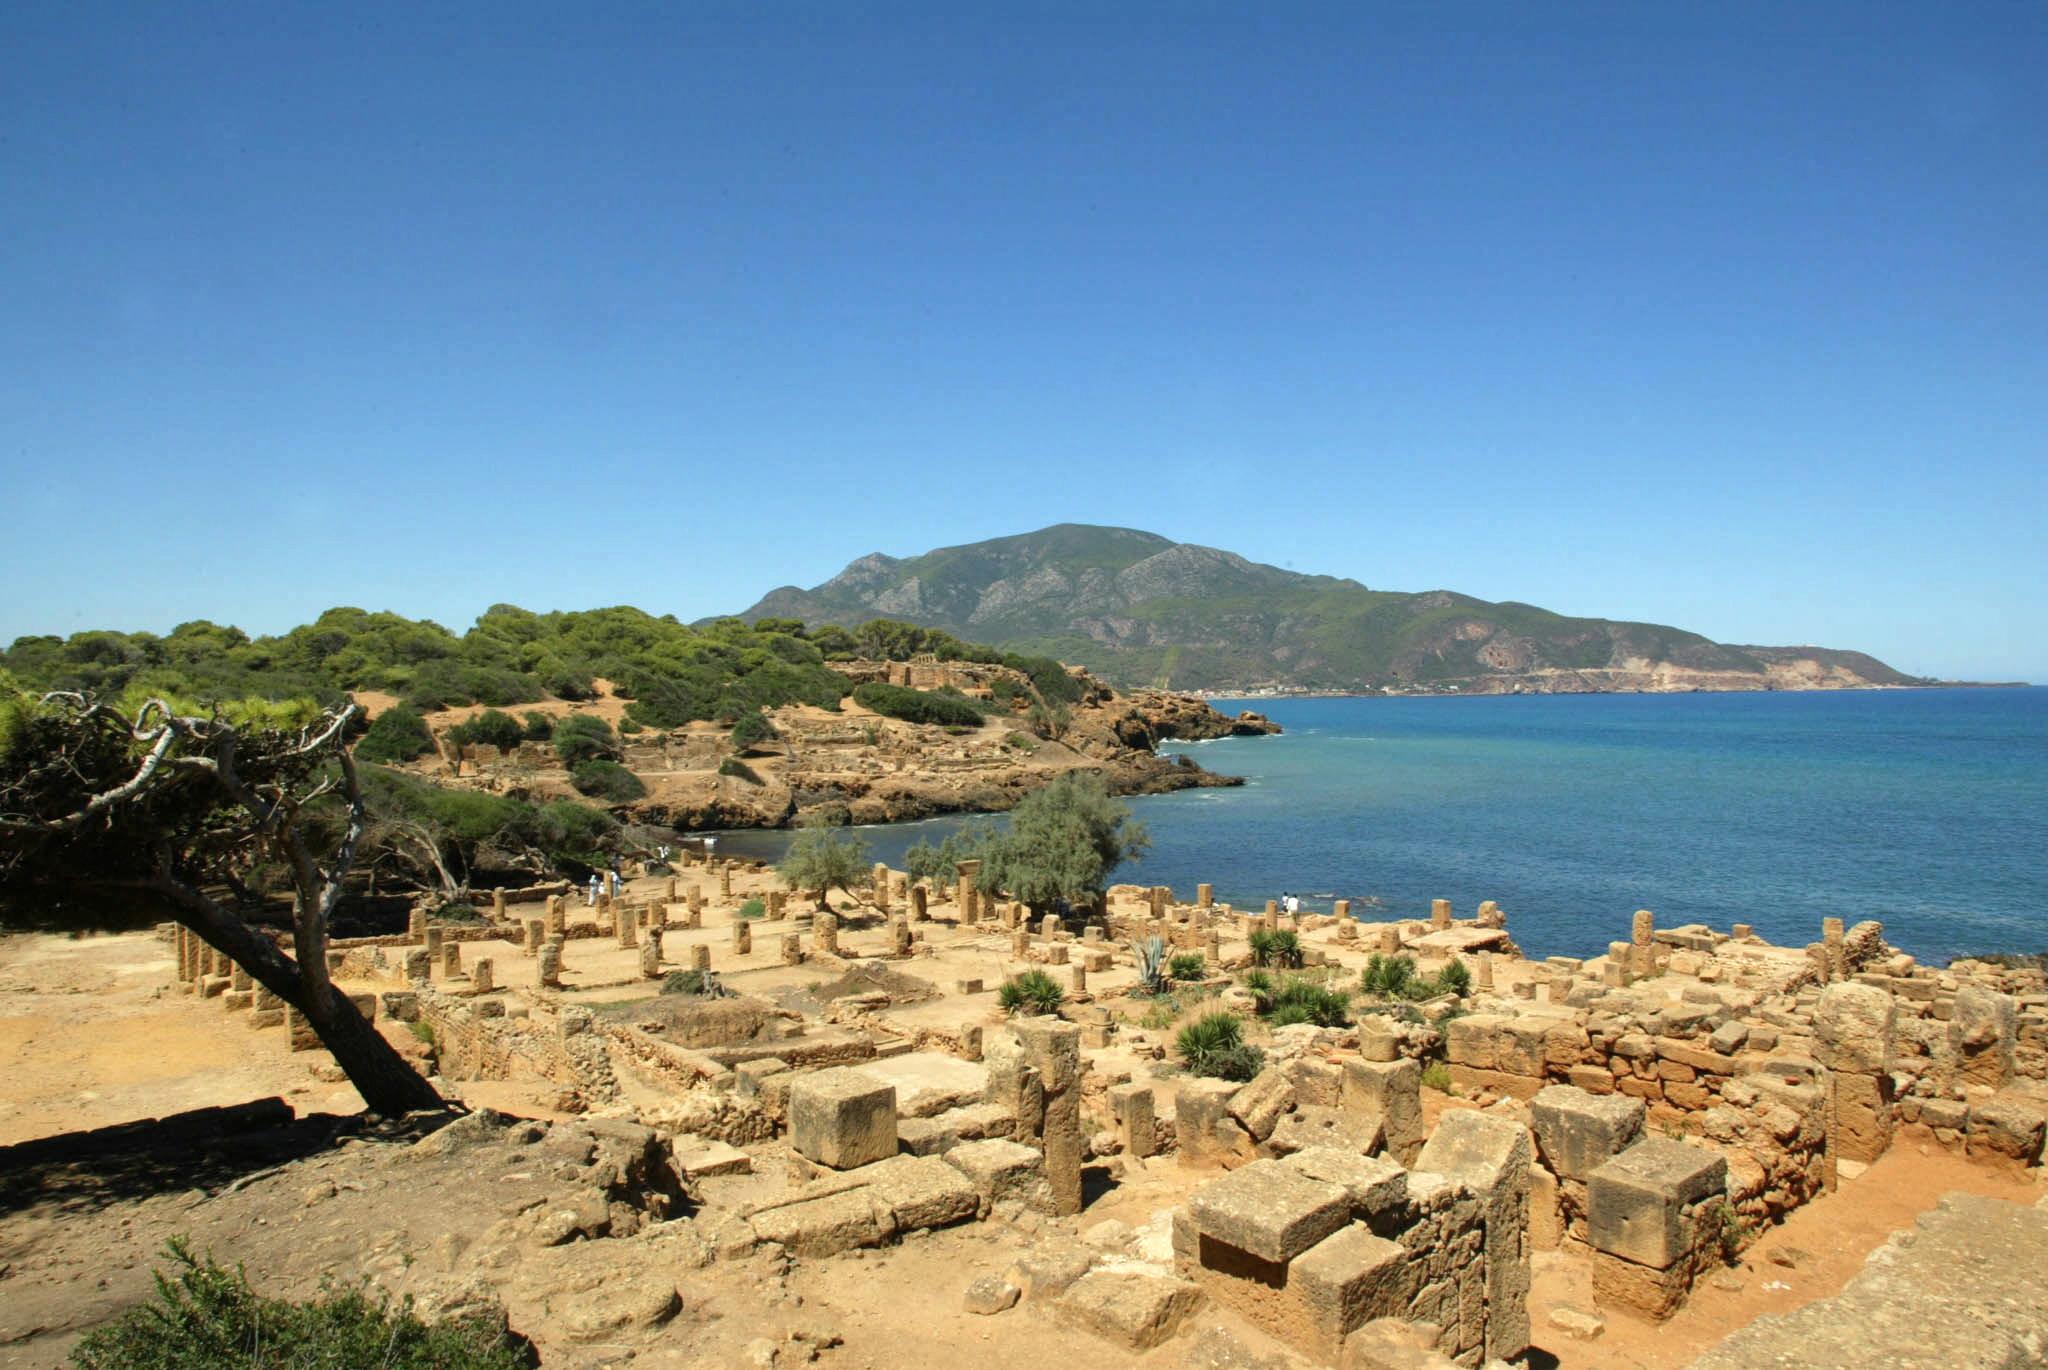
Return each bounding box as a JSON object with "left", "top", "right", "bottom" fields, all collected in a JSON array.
[{"left": 409, "top": 667, "right": 1279, "bottom": 832}]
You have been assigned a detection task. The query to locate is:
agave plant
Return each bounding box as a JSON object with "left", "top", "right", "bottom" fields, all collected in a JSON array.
[
  {"left": 1167, "top": 952, "right": 1207, "bottom": 983},
  {"left": 1132, "top": 936, "right": 1167, "bottom": 996}
]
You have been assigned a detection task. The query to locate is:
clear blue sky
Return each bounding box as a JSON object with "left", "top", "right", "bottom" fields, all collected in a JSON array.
[{"left": 3, "top": 2, "right": 2043, "bottom": 680}]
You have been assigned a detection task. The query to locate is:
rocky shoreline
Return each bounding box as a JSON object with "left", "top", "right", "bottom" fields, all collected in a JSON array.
[{"left": 414, "top": 673, "right": 1280, "bottom": 833}]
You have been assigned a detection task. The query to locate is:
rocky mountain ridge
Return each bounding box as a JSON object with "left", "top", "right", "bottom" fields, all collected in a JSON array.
[{"left": 740, "top": 524, "right": 1937, "bottom": 695}]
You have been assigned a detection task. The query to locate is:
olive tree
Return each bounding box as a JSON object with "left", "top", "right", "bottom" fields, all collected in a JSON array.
[
  {"left": 0, "top": 691, "right": 442, "bottom": 1115},
  {"left": 777, "top": 822, "right": 870, "bottom": 911}
]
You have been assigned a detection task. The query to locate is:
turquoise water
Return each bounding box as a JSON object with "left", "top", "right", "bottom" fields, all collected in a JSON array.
[{"left": 711, "top": 688, "right": 2048, "bottom": 962}]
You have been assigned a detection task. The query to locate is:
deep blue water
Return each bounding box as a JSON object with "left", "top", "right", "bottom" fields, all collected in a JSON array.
[{"left": 709, "top": 688, "right": 2048, "bottom": 963}]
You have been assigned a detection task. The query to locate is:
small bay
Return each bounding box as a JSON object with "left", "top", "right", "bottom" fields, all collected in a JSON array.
[{"left": 710, "top": 687, "right": 2047, "bottom": 963}]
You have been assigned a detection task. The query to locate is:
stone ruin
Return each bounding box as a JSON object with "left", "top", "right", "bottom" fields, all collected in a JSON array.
[{"left": 153, "top": 859, "right": 2048, "bottom": 1366}]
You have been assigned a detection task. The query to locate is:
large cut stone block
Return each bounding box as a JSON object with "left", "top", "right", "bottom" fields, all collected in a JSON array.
[
  {"left": 1177, "top": 1077, "right": 1257, "bottom": 1168},
  {"left": 1189, "top": 1158, "right": 1353, "bottom": 1265},
  {"left": 1531, "top": 1084, "right": 1645, "bottom": 1182},
  {"left": 789, "top": 1067, "right": 898, "bottom": 1170},
  {"left": 857, "top": 1153, "right": 983, "bottom": 1231},
  {"left": 1055, "top": 1270, "right": 1203, "bottom": 1351},
  {"left": 1341, "top": 1057, "right": 1423, "bottom": 1164},
  {"left": 748, "top": 1188, "right": 883, "bottom": 1257},
  {"left": 944, "top": 1137, "right": 1053, "bottom": 1210},
  {"left": 1230, "top": 1066, "right": 1295, "bottom": 1142},
  {"left": 1587, "top": 1139, "right": 1726, "bottom": 1269},
  {"left": 1814, "top": 981, "right": 1896, "bottom": 1074},
  {"left": 1289, "top": 1224, "right": 1410, "bottom": 1360},
  {"left": 1283, "top": 1147, "right": 1409, "bottom": 1228}
]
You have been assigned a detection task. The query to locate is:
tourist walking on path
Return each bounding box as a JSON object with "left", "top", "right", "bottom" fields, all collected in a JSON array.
[{"left": 586, "top": 873, "right": 601, "bottom": 906}]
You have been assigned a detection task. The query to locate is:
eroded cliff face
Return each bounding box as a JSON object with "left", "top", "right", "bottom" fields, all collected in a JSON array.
[{"left": 417, "top": 675, "right": 1276, "bottom": 831}]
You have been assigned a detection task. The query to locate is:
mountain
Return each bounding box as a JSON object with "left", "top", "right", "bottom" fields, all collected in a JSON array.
[{"left": 737, "top": 524, "right": 1931, "bottom": 695}]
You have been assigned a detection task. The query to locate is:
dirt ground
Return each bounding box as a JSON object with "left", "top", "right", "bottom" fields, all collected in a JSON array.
[{"left": 2, "top": 927, "right": 2044, "bottom": 1369}]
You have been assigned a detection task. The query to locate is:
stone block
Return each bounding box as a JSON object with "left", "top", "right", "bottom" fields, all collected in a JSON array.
[
  {"left": 789, "top": 1067, "right": 899, "bottom": 1170},
  {"left": 945, "top": 1137, "right": 1053, "bottom": 1210},
  {"left": 1055, "top": 1270, "right": 1203, "bottom": 1351},
  {"left": 1109, "top": 1083, "right": 1156, "bottom": 1159},
  {"left": 1342, "top": 1057, "right": 1423, "bottom": 1164},
  {"left": 896, "top": 1101, "right": 1015, "bottom": 1156},
  {"left": 1229, "top": 1066, "right": 1294, "bottom": 1143},
  {"left": 858, "top": 1153, "right": 983, "bottom": 1231},
  {"left": 1590, "top": 1247, "right": 1693, "bottom": 1322},
  {"left": 1814, "top": 981, "right": 1896, "bottom": 1074},
  {"left": 748, "top": 1188, "right": 883, "bottom": 1257},
  {"left": 1289, "top": 1224, "right": 1411, "bottom": 1360},
  {"left": 1188, "top": 1158, "right": 1352, "bottom": 1264},
  {"left": 1950, "top": 986, "right": 2018, "bottom": 1088},
  {"left": 1531, "top": 1085, "right": 1645, "bottom": 1183},
  {"left": 1177, "top": 1077, "right": 1257, "bottom": 1168},
  {"left": 1283, "top": 1147, "right": 1409, "bottom": 1226},
  {"left": 1587, "top": 1139, "right": 1727, "bottom": 1269},
  {"left": 1268, "top": 1105, "right": 1383, "bottom": 1158}
]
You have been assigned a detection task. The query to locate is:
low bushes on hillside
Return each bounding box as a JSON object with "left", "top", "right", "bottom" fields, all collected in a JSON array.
[
  {"left": 850, "top": 683, "right": 985, "bottom": 728},
  {"left": 446, "top": 709, "right": 524, "bottom": 751},
  {"left": 356, "top": 706, "right": 433, "bottom": 763},
  {"left": 570, "top": 759, "right": 645, "bottom": 802}
]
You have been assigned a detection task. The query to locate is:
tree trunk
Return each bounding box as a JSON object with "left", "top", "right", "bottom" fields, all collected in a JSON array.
[
  {"left": 168, "top": 892, "right": 446, "bottom": 1118},
  {"left": 304, "top": 980, "right": 444, "bottom": 1115}
]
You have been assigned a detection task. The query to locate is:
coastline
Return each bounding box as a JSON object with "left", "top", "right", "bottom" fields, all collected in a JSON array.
[{"left": 1193, "top": 679, "right": 2032, "bottom": 702}]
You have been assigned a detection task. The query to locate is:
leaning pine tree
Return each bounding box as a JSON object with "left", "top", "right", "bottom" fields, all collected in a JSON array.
[{"left": 0, "top": 688, "right": 443, "bottom": 1116}]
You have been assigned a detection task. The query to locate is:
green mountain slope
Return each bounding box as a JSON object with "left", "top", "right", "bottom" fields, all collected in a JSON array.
[{"left": 738, "top": 524, "right": 1927, "bottom": 693}]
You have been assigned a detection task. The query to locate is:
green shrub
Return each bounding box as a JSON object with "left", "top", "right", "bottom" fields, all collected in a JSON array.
[
  {"left": 717, "top": 757, "right": 761, "bottom": 784},
  {"left": 903, "top": 827, "right": 992, "bottom": 885},
  {"left": 1268, "top": 977, "right": 1351, "bottom": 1027},
  {"left": 1177, "top": 1012, "right": 1264, "bottom": 1081},
  {"left": 551, "top": 714, "right": 616, "bottom": 767},
  {"left": 997, "top": 969, "right": 1065, "bottom": 1016},
  {"left": 1003, "top": 730, "right": 1038, "bottom": 752},
  {"left": 1239, "top": 968, "right": 1277, "bottom": 1014},
  {"left": 850, "top": 682, "right": 984, "bottom": 728},
  {"left": 519, "top": 711, "right": 554, "bottom": 742},
  {"left": 407, "top": 1020, "right": 435, "bottom": 1047},
  {"left": 730, "top": 712, "right": 774, "bottom": 751},
  {"left": 1167, "top": 953, "right": 1207, "bottom": 982},
  {"left": 660, "top": 969, "right": 709, "bottom": 995},
  {"left": 1419, "top": 1062, "right": 1454, "bottom": 1094},
  {"left": 69, "top": 1237, "right": 527, "bottom": 1369},
  {"left": 1360, "top": 953, "right": 1421, "bottom": 999},
  {"left": 738, "top": 898, "right": 765, "bottom": 920},
  {"left": 569, "top": 759, "right": 645, "bottom": 802},
  {"left": 1435, "top": 957, "right": 1472, "bottom": 997},
  {"left": 778, "top": 822, "right": 869, "bottom": 907},
  {"left": 617, "top": 716, "right": 642, "bottom": 734},
  {"left": 1248, "top": 928, "right": 1302, "bottom": 968},
  {"left": 356, "top": 706, "right": 433, "bottom": 764},
  {"left": 434, "top": 902, "right": 485, "bottom": 924},
  {"left": 446, "top": 708, "right": 524, "bottom": 751}
]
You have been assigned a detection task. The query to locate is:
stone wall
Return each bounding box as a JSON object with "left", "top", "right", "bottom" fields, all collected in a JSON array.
[{"left": 1172, "top": 1109, "right": 1530, "bottom": 1366}]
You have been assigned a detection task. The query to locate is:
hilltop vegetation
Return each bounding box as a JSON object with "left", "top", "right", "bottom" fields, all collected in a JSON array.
[
  {"left": 0, "top": 606, "right": 1080, "bottom": 724},
  {"left": 740, "top": 523, "right": 1927, "bottom": 693}
]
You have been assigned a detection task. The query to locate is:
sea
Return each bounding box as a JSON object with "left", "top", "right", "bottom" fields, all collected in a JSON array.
[{"left": 705, "top": 687, "right": 2048, "bottom": 964}]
